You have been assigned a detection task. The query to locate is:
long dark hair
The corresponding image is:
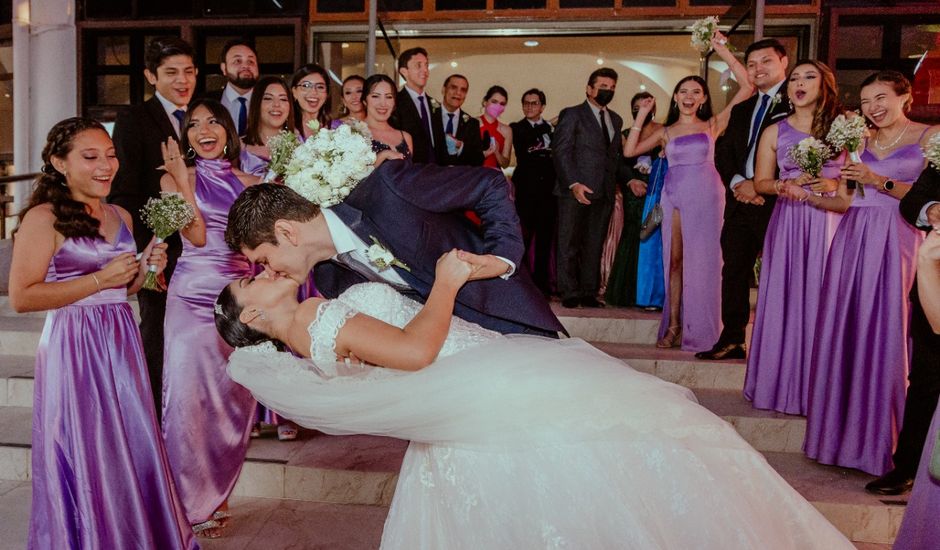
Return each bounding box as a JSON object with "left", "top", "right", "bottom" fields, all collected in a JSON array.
[
  {"left": 244, "top": 76, "right": 295, "bottom": 147},
  {"left": 631, "top": 91, "right": 656, "bottom": 128},
  {"left": 214, "top": 283, "right": 284, "bottom": 350},
  {"left": 665, "top": 76, "right": 714, "bottom": 126},
  {"left": 340, "top": 74, "right": 366, "bottom": 116},
  {"left": 180, "top": 98, "right": 241, "bottom": 165},
  {"left": 789, "top": 59, "right": 842, "bottom": 141},
  {"left": 361, "top": 74, "right": 398, "bottom": 114},
  {"left": 290, "top": 64, "right": 333, "bottom": 131},
  {"left": 17, "top": 117, "right": 110, "bottom": 239}
]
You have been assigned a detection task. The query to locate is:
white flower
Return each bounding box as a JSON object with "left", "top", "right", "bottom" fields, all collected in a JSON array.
[
  {"left": 690, "top": 16, "right": 720, "bottom": 54},
  {"left": 923, "top": 132, "right": 940, "bottom": 171},
  {"left": 365, "top": 236, "right": 410, "bottom": 272},
  {"left": 786, "top": 137, "right": 833, "bottom": 178},
  {"left": 634, "top": 156, "right": 652, "bottom": 175},
  {"left": 769, "top": 93, "right": 782, "bottom": 109},
  {"left": 826, "top": 113, "right": 867, "bottom": 155}
]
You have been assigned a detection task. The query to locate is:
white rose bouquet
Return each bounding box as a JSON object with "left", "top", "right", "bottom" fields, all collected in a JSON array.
[
  {"left": 284, "top": 120, "right": 377, "bottom": 207},
  {"left": 265, "top": 130, "right": 299, "bottom": 182},
  {"left": 923, "top": 131, "right": 940, "bottom": 171},
  {"left": 139, "top": 192, "right": 195, "bottom": 290},
  {"left": 690, "top": 16, "right": 721, "bottom": 54},
  {"left": 826, "top": 113, "right": 868, "bottom": 196},
  {"left": 787, "top": 137, "right": 833, "bottom": 178}
]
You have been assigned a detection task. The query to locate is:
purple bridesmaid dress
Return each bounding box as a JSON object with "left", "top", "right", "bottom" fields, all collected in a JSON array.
[
  {"left": 744, "top": 119, "right": 845, "bottom": 416},
  {"left": 29, "top": 209, "right": 197, "bottom": 549},
  {"left": 803, "top": 141, "right": 925, "bottom": 475},
  {"left": 658, "top": 131, "right": 725, "bottom": 352},
  {"left": 162, "top": 158, "right": 256, "bottom": 525},
  {"left": 239, "top": 147, "right": 270, "bottom": 178},
  {"left": 894, "top": 407, "right": 940, "bottom": 549}
]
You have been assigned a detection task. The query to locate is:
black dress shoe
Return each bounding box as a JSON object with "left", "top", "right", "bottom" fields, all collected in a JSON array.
[
  {"left": 561, "top": 298, "right": 580, "bottom": 309},
  {"left": 581, "top": 297, "right": 605, "bottom": 308},
  {"left": 694, "top": 343, "right": 746, "bottom": 360},
  {"left": 865, "top": 470, "right": 914, "bottom": 495}
]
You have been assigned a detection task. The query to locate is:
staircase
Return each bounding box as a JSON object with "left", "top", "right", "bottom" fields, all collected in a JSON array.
[{"left": 0, "top": 296, "right": 902, "bottom": 549}]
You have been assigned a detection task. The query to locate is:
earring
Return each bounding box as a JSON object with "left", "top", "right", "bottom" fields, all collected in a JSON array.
[
  {"left": 223, "top": 144, "right": 229, "bottom": 156},
  {"left": 186, "top": 147, "right": 196, "bottom": 159}
]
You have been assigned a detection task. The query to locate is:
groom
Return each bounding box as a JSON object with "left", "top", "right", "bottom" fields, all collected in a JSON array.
[{"left": 225, "top": 161, "right": 564, "bottom": 337}]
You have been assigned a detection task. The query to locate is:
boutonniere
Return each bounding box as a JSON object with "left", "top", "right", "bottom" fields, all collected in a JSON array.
[
  {"left": 366, "top": 236, "right": 410, "bottom": 271},
  {"left": 428, "top": 96, "right": 440, "bottom": 111},
  {"left": 769, "top": 93, "right": 782, "bottom": 110},
  {"left": 461, "top": 113, "right": 469, "bottom": 123}
]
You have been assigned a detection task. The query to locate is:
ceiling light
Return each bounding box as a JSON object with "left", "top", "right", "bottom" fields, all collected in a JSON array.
[
  {"left": 524, "top": 40, "right": 540, "bottom": 47},
  {"left": 450, "top": 61, "right": 458, "bottom": 68},
  {"left": 596, "top": 58, "right": 604, "bottom": 65},
  {"left": 639, "top": 84, "right": 647, "bottom": 91},
  {"left": 341, "top": 42, "right": 349, "bottom": 48}
]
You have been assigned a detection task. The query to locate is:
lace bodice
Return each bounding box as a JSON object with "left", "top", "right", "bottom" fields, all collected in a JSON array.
[{"left": 308, "top": 283, "right": 500, "bottom": 367}]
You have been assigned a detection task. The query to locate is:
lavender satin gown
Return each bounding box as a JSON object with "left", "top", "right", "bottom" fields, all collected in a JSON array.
[
  {"left": 239, "top": 147, "right": 270, "bottom": 178},
  {"left": 163, "top": 158, "right": 256, "bottom": 524},
  {"left": 894, "top": 408, "right": 940, "bottom": 548},
  {"left": 658, "top": 132, "right": 724, "bottom": 351},
  {"left": 29, "top": 212, "right": 196, "bottom": 549},
  {"left": 744, "top": 120, "right": 845, "bottom": 416},
  {"left": 803, "top": 141, "right": 925, "bottom": 475}
]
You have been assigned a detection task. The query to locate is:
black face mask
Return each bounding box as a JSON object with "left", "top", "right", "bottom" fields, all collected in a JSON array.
[{"left": 594, "top": 88, "right": 614, "bottom": 106}]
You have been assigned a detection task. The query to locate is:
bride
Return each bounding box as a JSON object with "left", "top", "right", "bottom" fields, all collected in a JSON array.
[{"left": 214, "top": 250, "right": 852, "bottom": 549}]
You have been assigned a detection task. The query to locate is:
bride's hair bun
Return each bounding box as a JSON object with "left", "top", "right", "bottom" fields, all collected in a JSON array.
[{"left": 214, "top": 284, "right": 285, "bottom": 350}]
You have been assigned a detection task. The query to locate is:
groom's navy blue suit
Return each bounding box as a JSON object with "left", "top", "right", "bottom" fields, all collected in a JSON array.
[{"left": 313, "top": 161, "right": 565, "bottom": 337}]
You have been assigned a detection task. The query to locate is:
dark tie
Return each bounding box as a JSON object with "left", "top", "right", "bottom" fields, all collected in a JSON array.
[
  {"left": 335, "top": 252, "right": 409, "bottom": 290},
  {"left": 446, "top": 113, "right": 455, "bottom": 135},
  {"left": 747, "top": 94, "right": 771, "bottom": 151},
  {"left": 237, "top": 97, "right": 248, "bottom": 136},
  {"left": 599, "top": 109, "right": 610, "bottom": 143},
  {"left": 418, "top": 95, "right": 436, "bottom": 163},
  {"left": 172, "top": 109, "right": 185, "bottom": 136}
]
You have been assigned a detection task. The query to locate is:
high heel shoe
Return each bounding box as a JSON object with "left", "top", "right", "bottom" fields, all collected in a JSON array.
[{"left": 656, "top": 325, "right": 681, "bottom": 348}]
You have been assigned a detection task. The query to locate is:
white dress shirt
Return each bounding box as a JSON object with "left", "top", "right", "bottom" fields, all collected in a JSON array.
[
  {"left": 154, "top": 91, "right": 186, "bottom": 137},
  {"left": 221, "top": 84, "right": 252, "bottom": 129},
  {"left": 730, "top": 80, "right": 785, "bottom": 189}
]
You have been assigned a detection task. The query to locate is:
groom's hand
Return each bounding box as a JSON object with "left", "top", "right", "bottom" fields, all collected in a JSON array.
[{"left": 456, "top": 251, "right": 511, "bottom": 281}]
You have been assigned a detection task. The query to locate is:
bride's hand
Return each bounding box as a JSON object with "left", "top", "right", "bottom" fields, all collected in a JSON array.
[{"left": 435, "top": 249, "right": 473, "bottom": 291}]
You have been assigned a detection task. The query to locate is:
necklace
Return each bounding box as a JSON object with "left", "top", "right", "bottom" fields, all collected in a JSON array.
[{"left": 874, "top": 119, "right": 911, "bottom": 151}]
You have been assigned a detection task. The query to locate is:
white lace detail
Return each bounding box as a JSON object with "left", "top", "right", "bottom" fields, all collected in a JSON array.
[{"left": 308, "top": 299, "right": 358, "bottom": 364}]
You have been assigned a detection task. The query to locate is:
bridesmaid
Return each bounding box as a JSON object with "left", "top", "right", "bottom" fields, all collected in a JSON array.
[
  {"left": 331, "top": 74, "right": 366, "bottom": 128},
  {"left": 479, "top": 85, "right": 513, "bottom": 170},
  {"left": 746, "top": 60, "right": 848, "bottom": 416},
  {"left": 624, "top": 32, "right": 753, "bottom": 351},
  {"left": 160, "top": 99, "right": 259, "bottom": 537},
  {"left": 363, "top": 74, "right": 413, "bottom": 164},
  {"left": 804, "top": 71, "right": 936, "bottom": 474},
  {"left": 8, "top": 118, "right": 196, "bottom": 549},
  {"left": 241, "top": 76, "right": 296, "bottom": 179},
  {"left": 290, "top": 64, "right": 332, "bottom": 141},
  {"left": 894, "top": 226, "right": 940, "bottom": 550}
]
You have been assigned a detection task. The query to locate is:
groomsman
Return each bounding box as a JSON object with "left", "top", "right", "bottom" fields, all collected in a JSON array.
[
  {"left": 392, "top": 47, "right": 445, "bottom": 164},
  {"left": 108, "top": 36, "right": 197, "bottom": 419},
  {"left": 696, "top": 38, "right": 789, "bottom": 360},
  {"left": 204, "top": 38, "right": 259, "bottom": 136},
  {"left": 511, "top": 88, "right": 556, "bottom": 295},
  {"left": 435, "top": 74, "right": 484, "bottom": 166},
  {"left": 867, "top": 167, "right": 940, "bottom": 495},
  {"left": 553, "top": 68, "right": 623, "bottom": 308}
]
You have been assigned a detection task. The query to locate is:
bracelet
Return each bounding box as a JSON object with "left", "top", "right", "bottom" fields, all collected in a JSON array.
[
  {"left": 773, "top": 179, "right": 785, "bottom": 193},
  {"left": 91, "top": 273, "right": 101, "bottom": 293}
]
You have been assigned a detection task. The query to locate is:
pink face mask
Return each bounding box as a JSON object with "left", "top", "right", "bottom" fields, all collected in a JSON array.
[{"left": 485, "top": 103, "right": 506, "bottom": 119}]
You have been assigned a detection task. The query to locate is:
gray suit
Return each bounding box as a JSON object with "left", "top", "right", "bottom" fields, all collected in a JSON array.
[{"left": 552, "top": 100, "right": 623, "bottom": 301}]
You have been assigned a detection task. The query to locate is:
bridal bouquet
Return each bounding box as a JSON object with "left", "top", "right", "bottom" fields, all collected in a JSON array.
[
  {"left": 139, "top": 192, "right": 195, "bottom": 290},
  {"left": 787, "top": 137, "right": 833, "bottom": 178},
  {"left": 826, "top": 113, "right": 868, "bottom": 196},
  {"left": 284, "top": 120, "right": 376, "bottom": 207},
  {"left": 924, "top": 131, "right": 940, "bottom": 171},
  {"left": 265, "top": 130, "right": 299, "bottom": 182},
  {"left": 690, "top": 16, "right": 721, "bottom": 54}
]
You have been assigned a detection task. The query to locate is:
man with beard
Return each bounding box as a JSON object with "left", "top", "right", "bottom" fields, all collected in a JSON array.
[{"left": 205, "top": 38, "right": 259, "bottom": 136}]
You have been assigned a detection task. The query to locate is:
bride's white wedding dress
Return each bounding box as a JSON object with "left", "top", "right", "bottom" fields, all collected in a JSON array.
[{"left": 228, "top": 283, "right": 852, "bottom": 550}]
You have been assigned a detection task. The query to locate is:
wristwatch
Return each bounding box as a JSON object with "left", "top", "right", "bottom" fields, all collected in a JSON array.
[{"left": 882, "top": 178, "right": 895, "bottom": 192}]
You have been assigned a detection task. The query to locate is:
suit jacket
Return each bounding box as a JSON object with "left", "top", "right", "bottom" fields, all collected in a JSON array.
[
  {"left": 435, "top": 108, "right": 484, "bottom": 166},
  {"left": 108, "top": 96, "right": 183, "bottom": 256},
  {"left": 714, "top": 91, "right": 789, "bottom": 220},
  {"left": 900, "top": 166, "right": 940, "bottom": 229},
  {"left": 392, "top": 89, "right": 445, "bottom": 164},
  {"left": 510, "top": 118, "right": 555, "bottom": 195},
  {"left": 552, "top": 101, "right": 623, "bottom": 201},
  {"left": 201, "top": 89, "right": 224, "bottom": 102},
  {"left": 312, "top": 161, "right": 564, "bottom": 336}
]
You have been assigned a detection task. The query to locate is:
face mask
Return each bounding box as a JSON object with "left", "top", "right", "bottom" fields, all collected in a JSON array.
[
  {"left": 594, "top": 88, "right": 614, "bottom": 107},
  {"left": 485, "top": 103, "right": 506, "bottom": 118}
]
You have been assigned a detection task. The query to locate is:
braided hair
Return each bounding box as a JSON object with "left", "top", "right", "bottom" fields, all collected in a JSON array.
[{"left": 16, "top": 117, "right": 110, "bottom": 239}]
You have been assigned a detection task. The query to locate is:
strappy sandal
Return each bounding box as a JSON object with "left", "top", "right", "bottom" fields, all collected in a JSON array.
[
  {"left": 212, "top": 509, "right": 232, "bottom": 527},
  {"left": 277, "top": 422, "right": 299, "bottom": 441},
  {"left": 192, "top": 519, "right": 223, "bottom": 539},
  {"left": 656, "top": 325, "right": 682, "bottom": 348}
]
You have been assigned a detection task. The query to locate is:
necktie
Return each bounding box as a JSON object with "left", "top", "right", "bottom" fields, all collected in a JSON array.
[
  {"left": 446, "top": 113, "right": 455, "bottom": 135},
  {"left": 336, "top": 251, "right": 384, "bottom": 284},
  {"left": 418, "top": 95, "right": 436, "bottom": 163},
  {"left": 747, "top": 94, "right": 771, "bottom": 151},
  {"left": 172, "top": 109, "right": 185, "bottom": 136},
  {"left": 237, "top": 97, "right": 248, "bottom": 136},
  {"left": 599, "top": 109, "right": 610, "bottom": 143}
]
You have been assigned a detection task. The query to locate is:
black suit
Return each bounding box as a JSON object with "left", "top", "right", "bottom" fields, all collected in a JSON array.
[
  {"left": 713, "top": 89, "right": 789, "bottom": 345},
  {"left": 435, "top": 108, "right": 484, "bottom": 166},
  {"left": 392, "top": 88, "right": 445, "bottom": 164},
  {"left": 108, "top": 96, "right": 183, "bottom": 420},
  {"left": 552, "top": 100, "right": 623, "bottom": 301},
  {"left": 510, "top": 118, "right": 556, "bottom": 293},
  {"left": 892, "top": 167, "right": 940, "bottom": 477}
]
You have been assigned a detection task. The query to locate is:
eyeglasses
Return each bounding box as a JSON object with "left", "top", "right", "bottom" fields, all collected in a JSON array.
[
  {"left": 295, "top": 82, "right": 328, "bottom": 93},
  {"left": 522, "top": 101, "right": 542, "bottom": 107}
]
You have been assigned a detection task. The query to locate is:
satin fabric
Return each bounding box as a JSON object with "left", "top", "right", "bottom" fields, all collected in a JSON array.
[
  {"left": 635, "top": 156, "right": 668, "bottom": 308},
  {"left": 894, "top": 406, "right": 940, "bottom": 549},
  {"left": 162, "top": 158, "right": 256, "bottom": 524},
  {"left": 803, "top": 144, "right": 924, "bottom": 475},
  {"left": 29, "top": 215, "right": 196, "bottom": 549},
  {"left": 658, "top": 132, "right": 725, "bottom": 351},
  {"left": 744, "top": 119, "right": 845, "bottom": 415}
]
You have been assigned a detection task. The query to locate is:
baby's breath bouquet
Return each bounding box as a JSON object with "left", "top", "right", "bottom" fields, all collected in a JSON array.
[
  {"left": 283, "top": 120, "right": 376, "bottom": 207},
  {"left": 826, "top": 114, "right": 868, "bottom": 196},
  {"left": 139, "top": 192, "right": 195, "bottom": 290},
  {"left": 690, "top": 16, "right": 721, "bottom": 54},
  {"left": 923, "top": 132, "right": 940, "bottom": 171},
  {"left": 787, "top": 137, "right": 833, "bottom": 178},
  {"left": 265, "top": 130, "right": 299, "bottom": 182}
]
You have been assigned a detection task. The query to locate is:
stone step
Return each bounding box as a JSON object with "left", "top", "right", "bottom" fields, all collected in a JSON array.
[
  {"left": 595, "top": 342, "right": 746, "bottom": 390},
  {"left": 0, "top": 355, "right": 33, "bottom": 408}
]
